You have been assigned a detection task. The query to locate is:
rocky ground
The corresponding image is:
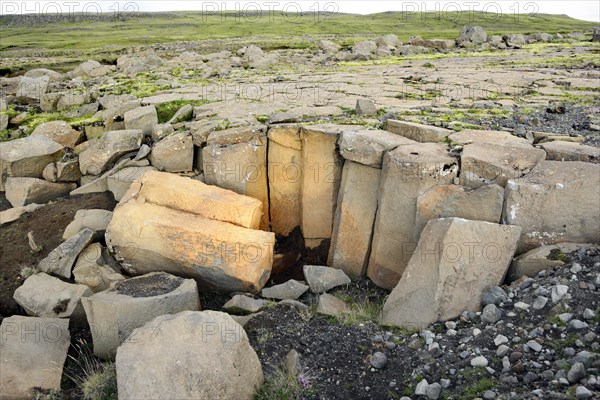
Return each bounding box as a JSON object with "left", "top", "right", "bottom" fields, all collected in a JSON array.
[{"left": 1, "top": 26, "right": 599, "bottom": 400}]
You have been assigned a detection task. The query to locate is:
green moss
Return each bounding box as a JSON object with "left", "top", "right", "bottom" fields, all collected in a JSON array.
[
  {"left": 462, "top": 377, "right": 497, "bottom": 399},
  {"left": 547, "top": 248, "right": 570, "bottom": 263},
  {"left": 155, "top": 100, "right": 206, "bottom": 124},
  {"left": 255, "top": 115, "right": 269, "bottom": 123}
]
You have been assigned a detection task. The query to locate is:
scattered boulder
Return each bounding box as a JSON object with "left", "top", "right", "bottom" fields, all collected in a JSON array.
[
  {"left": 13, "top": 272, "right": 92, "bottom": 322},
  {"left": 458, "top": 26, "right": 487, "bottom": 44},
  {"left": 382, "top": 218, "right": 521, "bottom": 330},
  {"left": 261, "top": 279, "right": 309, "bottom": 300},
  {"left": 316, "top": 293, "right": 350, "bottom": 316},
  {"left": 73, "top": 243, "right": 125, "bottom": 292},
  {"left": 355, "top": 99, "right": 377, "bottom": 116},
  {"left": 124, "top": 105, "right": 158, "bottom": 136},
  {"left": 82, "top": 272, "right": 200, "bottom": 359},
  {"left": 106, "top": 171, "right": 274, "bottom": 292},
  {"left": 0, "top": 134, "right": 64, "bottom": 190},
  {"left": 505, "top": 34, "right": 527, "bottom": 47},
  {"left": 31, "top": 120, "right": 82, "bottom": 148},
  {"left": 351, "top": 40, "right": 377, "bottom": 60},
  {"left": 376, "top": 34, "right": 401, "bottom": 48},
  {"left": 79, "top": 129, "right": 143, "bottom": 175},
  {"left": 148, "top": 132, "right": 194, "bottom": 172},
  {"left": 0, "top": 316, "right": 70, "bottom": 398},
  {"left": 317, "top": 39, "right": 340, "bottom": 53},
  {"left": 168, "top": 103, "right": 193, "bottom": 124},
  {"left": 115, "top": 311, "right": 263, "bottom": 399},
  {"left": 503, "top": 161, "right": 600, "bottom": 253},
  {"left": 117, "top": 52, "right": 164, "bottom": 76},
  {"left": 223, "top": 294, "right": 268, "bottom": 314},
  {"left": 39, "top": 228, "right": 95, "bottom": 278},
  {"left": 5, "top": 177, "right": 75, "bottom": 207},
  {"left": 593, "top": 28, "right": 600, "bottom": 42},
  {"left": 303, "top": 265, "right": 351, "bottom": 293},
  {"left": 16, "top": 75, "right": 49, "bottom": 100},
  {"left": 63, "top": 209, "right": 113, "bottom": 240}
]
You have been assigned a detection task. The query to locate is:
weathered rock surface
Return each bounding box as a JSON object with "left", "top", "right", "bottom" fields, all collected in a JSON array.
[
  {"left": 368, "top": 143, "right": 458, "bottom": 289},
  {"left": 415, "top": 184, "right": 504, "bottom": 235},
  {"left": 382, "top": 218, "right": 521, "bottom": 330},
  {"left": 31, "top": 120, "right": 82, "bottom": 148},
  {"left": 304, "top": 265, "right": 351, "bottom": 293},
  {"left": 82, "top": 272, "right": 199, "bottom": 359},
  {"left": 268, "top": 125, "right": 302, "bottom": 236},
  {"left": 0, "top": 316, "right": 70, "bottom": 399},
  {"left": 460, "top": 142, "right": 546, "bottom": 188},
  {"left": 387, "top": 120, "right": 451, "bottom": 143},
  {"left": 73, "top": 243, "right": 125, "bottom": 292},
  {"left": 0, "top": 134, "right": 64, "bottom": 190},
  {"left": 148, "top": 132, "right": 194, "bottom": 172},
  {"left": 5, "top": 177, "right": 76, "bottom": 207},
  {"left": 13, "top": 272, "right": 92, "bottom": 322},
  {"left": 458, "top": 26, "right": 487, "bottom": 44},
  {"left": 503, "top": 161, "right": 600, "bottom": 253},
  {"left": 115, "top": 311, "right": 263, "bottom": 400},
  {"left": 39, "top": 228, "right": 95, "bottom": 278},
  {"left": 79, "top": 129, "right": 143, "bottom": 175},
  {"left": 63, "top": 209, "right": 113, "bottom": 240}
]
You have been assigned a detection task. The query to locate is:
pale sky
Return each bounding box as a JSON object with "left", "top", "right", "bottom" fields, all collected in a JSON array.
[{"left": 2, "top": 1, "right": 599, "bottom": 22}]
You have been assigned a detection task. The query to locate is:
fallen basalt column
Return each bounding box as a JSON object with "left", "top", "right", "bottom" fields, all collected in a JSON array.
[
  {"left": 82, "top": 272, "right": 200, "bottom": 359},
  {"left": 106, "top": 171, "right": 275, "bottom": 293},
  {"left": 382, "top": 218, "right": 521, "bottom": 330}
]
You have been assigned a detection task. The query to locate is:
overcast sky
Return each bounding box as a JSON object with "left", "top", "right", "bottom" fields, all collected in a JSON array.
[{"left": 2, "top": 1, "right": 599, "bottom": 22}]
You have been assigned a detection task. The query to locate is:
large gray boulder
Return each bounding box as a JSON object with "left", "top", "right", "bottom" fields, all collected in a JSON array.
[
  {"left": 73, "top": 243, "right": 125, "bottom": 292},
  {"left": 124, "top": 105, "right": 158, "bottom": 136},
  {"left": 13, "top": 273, "right": 92, "bottom": 322},
  {"left": 5, "top": 177, "right": 75, "bottom": 207},
  {"left": 39, "top": 228, "right": 95, "bottom": 278},
  {"left": 63, "top": 209, "right": 113, "bottom": 240},
  {"left": 31, "top": 120, "right": 82, "bottom": 148},
  {"left": 458, "top": 26, "right": 487, "bottom": 44},
  {"left": 148, "top": 132, "right": 194, "bottom": 172},
  {"left": 0, "top": 316, "right": 70, "bottom": 398},
  {"left": 382, "top": 218, "right": 521, "bottom": 330},
  {"left": 82, "top": 272, "right": 199, "bottom": 359},
  {"left": 115, "top": 311, "right": 263, "bottom": 399},
  {"left": 79, "top": 129, "right": 143, "bottom": 175},
  {"left": 0, "top": 134, "right": 64, "bottom": 191}
]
